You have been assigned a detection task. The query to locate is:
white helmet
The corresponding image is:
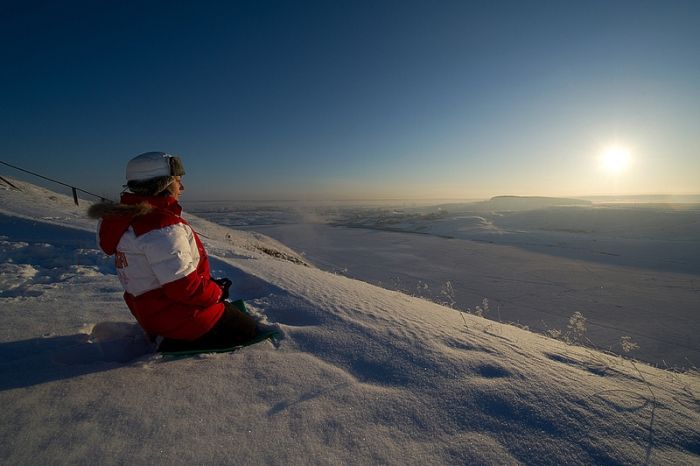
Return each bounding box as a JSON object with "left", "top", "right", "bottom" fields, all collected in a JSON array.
[{"left": 126, "top": 152, "right": 185, "bottom": 181}]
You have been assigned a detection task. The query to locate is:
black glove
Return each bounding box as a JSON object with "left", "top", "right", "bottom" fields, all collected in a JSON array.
[{"left": 213, "top": 277, "right": 232, "bottom": 302}]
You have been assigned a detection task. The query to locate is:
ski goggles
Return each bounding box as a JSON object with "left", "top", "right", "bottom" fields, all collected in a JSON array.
[{"left": 168, "top": 156, "right": 186, "bottom": 176}]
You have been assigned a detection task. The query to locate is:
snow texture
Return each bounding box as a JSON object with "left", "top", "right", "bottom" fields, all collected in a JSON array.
[
  {"left": 210, "top": 199, "right": 700, "bottom": 370},
  {"left": 0, "top": 177, "right": 698, "bottom": 465}
]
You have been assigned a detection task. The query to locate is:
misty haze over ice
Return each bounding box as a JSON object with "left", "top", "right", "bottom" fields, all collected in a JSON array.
[{"left": 187, "top": 195, "right": 700, "bottom": 370}]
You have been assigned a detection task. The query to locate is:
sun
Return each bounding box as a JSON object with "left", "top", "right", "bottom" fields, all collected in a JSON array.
[{"left": 599, "top": 145, "right": 631, "bottom": 174}]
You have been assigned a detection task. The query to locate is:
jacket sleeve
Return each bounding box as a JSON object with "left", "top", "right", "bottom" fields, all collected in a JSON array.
[
  {"left": 161, "top": 271, "right": 222, "bottom": 307},
  {"left": 140, "top": 223, "right": 222, "bottom": 307}
]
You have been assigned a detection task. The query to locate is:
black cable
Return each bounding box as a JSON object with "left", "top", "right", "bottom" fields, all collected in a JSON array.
[{"left": 0, "top": 160, "right": 111, "bottom": 203}]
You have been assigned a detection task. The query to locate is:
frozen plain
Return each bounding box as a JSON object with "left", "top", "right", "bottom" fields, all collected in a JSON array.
[
  {"left": 0, "top": 178, "right": 698, "bottom": 465},
  {"left": 190, "top": 197, "right": 700, "bottom": 370}
]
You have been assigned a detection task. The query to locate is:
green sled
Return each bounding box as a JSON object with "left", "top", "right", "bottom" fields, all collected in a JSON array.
[{"left": 160, "top": 299, "right": 281, "bottom": 357}]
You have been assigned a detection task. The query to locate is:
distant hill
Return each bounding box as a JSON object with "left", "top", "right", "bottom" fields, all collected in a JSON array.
[{"left": 481, "top": 195, "right": 592, "bottom": 211}]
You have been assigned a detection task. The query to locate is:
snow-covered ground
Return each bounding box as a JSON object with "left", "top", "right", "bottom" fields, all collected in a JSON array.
[
  {"left": 1, "top": 177, "right": 698, "bottom": 465},
  {"left": 188, "top": 198, "right": 700, "bottom": 370}
]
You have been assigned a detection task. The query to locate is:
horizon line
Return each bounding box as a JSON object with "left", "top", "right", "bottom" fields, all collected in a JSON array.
[{"left": 181, "top": 193, "right": 700, "bottom": 204}]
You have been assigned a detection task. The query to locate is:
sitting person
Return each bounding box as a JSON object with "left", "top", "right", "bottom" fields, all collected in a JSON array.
[{"left": 88, "top": 151, "right": 257, "bottom": 352}]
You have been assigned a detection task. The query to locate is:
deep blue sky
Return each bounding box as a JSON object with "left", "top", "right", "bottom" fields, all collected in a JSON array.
[{"left": 2, "top": 0, "right": 698, "bottom": 200}]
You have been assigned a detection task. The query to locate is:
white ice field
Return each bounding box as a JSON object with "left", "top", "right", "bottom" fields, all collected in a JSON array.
[{"left": 188, "top": 195, "right": 700, "bottom": 370}]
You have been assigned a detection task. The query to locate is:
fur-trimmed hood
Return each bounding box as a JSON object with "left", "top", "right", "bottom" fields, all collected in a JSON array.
[
  {"left": 87, "top": 200, "right": 153, "bottom": 220},
  {"left": 89, "top": 192, "right": 183, "bottom": 255}
]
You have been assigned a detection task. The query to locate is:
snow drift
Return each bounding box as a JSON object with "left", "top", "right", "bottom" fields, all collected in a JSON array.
[{"left": 0, "top": 177, "right": 698, "bottom": 465}]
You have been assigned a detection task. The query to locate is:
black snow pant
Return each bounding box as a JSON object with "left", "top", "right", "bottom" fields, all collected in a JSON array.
[{"left": 157, "top": 300, "right": 258, "bottom": 353}]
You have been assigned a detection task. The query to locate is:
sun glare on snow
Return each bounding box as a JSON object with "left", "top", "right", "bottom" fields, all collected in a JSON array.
[{"left": 599, "top": 144, "right": 631, "bottom": 174}]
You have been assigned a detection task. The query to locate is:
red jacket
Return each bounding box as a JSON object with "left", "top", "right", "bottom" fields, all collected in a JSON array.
[{"left": 90, "top": 193, "right": 224, "bottom": 340}]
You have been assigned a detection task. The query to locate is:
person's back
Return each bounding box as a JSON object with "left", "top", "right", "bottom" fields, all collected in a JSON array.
[{"left": 88, "top": 151, "right": 257, "bottom": 351}]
